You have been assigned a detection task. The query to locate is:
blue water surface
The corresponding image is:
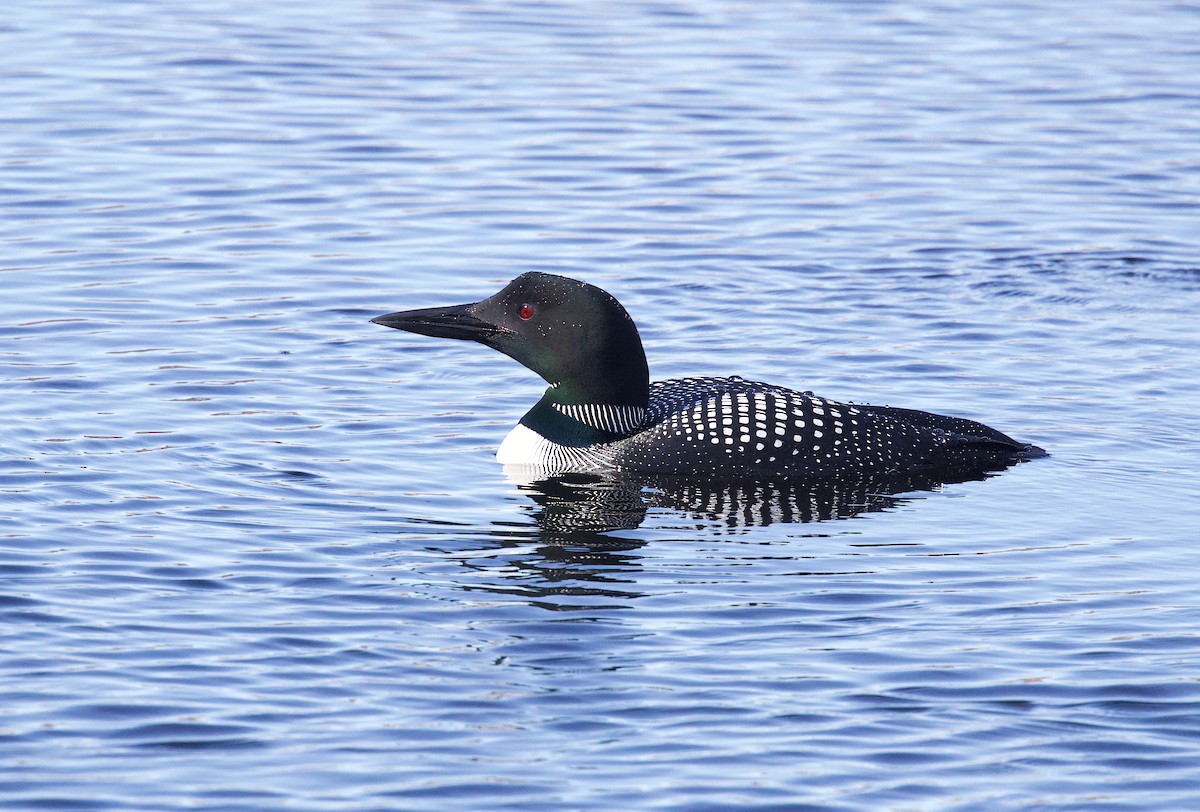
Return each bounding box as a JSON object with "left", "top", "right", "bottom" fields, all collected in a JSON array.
[{"left": 3, "top": 1, "right": 1200, "bottom": 809}]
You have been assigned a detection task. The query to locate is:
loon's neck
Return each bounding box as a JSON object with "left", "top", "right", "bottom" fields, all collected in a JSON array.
[{"left": 518, "top": 327, "right": 650, "bottom": 446}]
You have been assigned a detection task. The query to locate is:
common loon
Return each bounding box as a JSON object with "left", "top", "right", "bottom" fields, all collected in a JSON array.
[{"left": 371, "top": 272, "right": 1045, "bottom": 479}]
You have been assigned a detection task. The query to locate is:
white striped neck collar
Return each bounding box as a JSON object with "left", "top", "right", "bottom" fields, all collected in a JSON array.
[{"left": 551, "top": 402, "right": 646, "bottom": 435}]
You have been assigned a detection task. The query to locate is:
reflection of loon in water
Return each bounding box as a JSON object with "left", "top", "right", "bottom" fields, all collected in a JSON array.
[
  {"left": 512, "top": 459, "right": 1018, "bottom": 534},
  {"left": 372, "top": 272, "right": 1045, "bottom": 483}
]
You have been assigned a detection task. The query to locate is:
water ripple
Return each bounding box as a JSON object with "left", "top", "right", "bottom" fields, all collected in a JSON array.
[{"left": 3, "top": 0, "right": 1200, "bottom": 809}]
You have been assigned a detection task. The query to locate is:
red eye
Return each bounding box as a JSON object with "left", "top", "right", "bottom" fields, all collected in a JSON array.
[{"left": 518, "top": 304, "right": 534, "bottom": 320}]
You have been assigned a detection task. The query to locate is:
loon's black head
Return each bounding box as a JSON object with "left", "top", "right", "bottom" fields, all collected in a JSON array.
[{"left": 371, "top": 272, "right": 649, "bottom": 409}]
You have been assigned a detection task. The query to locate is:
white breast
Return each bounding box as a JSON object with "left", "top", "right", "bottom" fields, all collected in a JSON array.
[
  {"left": 496, "top": 423, "right": 548, "bottom": 466},
  {"left": 495, "top": 423, "right": 617, "bottom": 472}
]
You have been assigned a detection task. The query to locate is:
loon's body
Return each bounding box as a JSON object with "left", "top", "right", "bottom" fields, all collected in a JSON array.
[{"left": 372, "top": 272, "right": 1044, "bottom": 479}]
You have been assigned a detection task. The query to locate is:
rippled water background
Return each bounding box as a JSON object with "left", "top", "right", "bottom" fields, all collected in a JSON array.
[{"left": 4, "top": 1, "right": 1200, "bottom": 809}]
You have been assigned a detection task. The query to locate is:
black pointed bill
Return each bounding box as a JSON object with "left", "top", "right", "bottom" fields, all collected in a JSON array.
[{"left": 370, "top": 303, "right": 504, "bottom": 341}]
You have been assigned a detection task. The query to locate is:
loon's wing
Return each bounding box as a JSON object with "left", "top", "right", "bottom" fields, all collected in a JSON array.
[
  {"left": 848, "top": 403, "right": 1020, "bottom": 445},
  {"left": 850, "top": 403, "right": 1047, "bottom": 461}
]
